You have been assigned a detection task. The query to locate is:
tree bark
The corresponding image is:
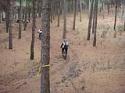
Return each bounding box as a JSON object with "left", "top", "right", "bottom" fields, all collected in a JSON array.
[
  {"left": 30, "top": 0, "right": 36, "bottom": 60},
  {"left": 63, "top": 0, "right": 67, "bottom": 39},
  {"left": 114, "top": 1, "right": 118, "bottom": 31},
  {"left": 107, "top": 3, "right": 110, "bottom": 14},
  {"left": 8, "top": 0, "right": 13, "bottom": 49},
  {"left": 73, "top": 0, "right": 77, "bottom": 30},
  {"left": 24, "top": 0, "right": 28, "bottom": 31},
  {"left": 57, "top": 1, "right": 60, "bottom": 27},
  {"left": 0, "top": 12, "right": 2, "bottom": 23},
  {"left": 40, "top": 0, "right": 51, "bottom": 93},
  {"left": 124, "top": 21, "right": 125, "bottom": 31},
  {"left": 87, "top": 0, "right": 94, "bottom": 40},
  {"left": 89, "top": 0, "right": 92, "bottom": 14},
  {"left": 93, "top": 0, "right": 98, "bottom": 47},
  {"left": 79, "top": 0, "right": 82, "bottom": 22},
  {"left": 50, "top": 3, "right": 53, "bottom": 23},
  {"left": 38, "top": 0, "right": 42, "bottom": 17},
  {"left": 6, "top": 8, "right": 9, "bottom": 33},
  {"left": 18, "top": 0, "right": 22, "bottom": 39}
]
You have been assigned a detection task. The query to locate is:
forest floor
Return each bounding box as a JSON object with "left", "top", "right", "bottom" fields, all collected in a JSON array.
[{"left": 0, "top": 13, "right": 125, "bottom": 93}]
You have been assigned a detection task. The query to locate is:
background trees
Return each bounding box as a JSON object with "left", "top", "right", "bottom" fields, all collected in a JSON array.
[{"left": 0, "top": 0, "right": 125, "bottom": 92}]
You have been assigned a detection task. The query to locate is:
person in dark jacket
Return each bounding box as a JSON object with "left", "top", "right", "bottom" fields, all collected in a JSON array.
[{"left": 60, "top": 39, "right": 69, "bottom": 56}]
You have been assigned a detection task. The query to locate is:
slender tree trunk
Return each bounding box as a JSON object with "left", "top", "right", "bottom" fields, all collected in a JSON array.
[
  {"left": 89, "top": 0, "right": 92, "bottom": 14},
  {"left": 12, "top": 7, "right": 15, "bottom": 21},
  {"left": 13, "top": 8, "right": 16, "bottom": 20},
  {"left": 63, "top": 0, "right": 67, "bottom": 39},
  {"left": 22, "top": 8, "right": 25, "bottom": 20},
  {"left": 92, "top": 14, "right": 95, "bottom": 34},
  {"left": 87, "top": 0, "right": 94, "bottom": 40},
  {"left": 2, "top": 12, "right": 4, "bottom": 21},
  {"left": 30, "top": 0, "right": 36, "bottom": 60},
  {"left": 6, "top": 9, "right": 9, "bottom": 33},
  {"left": 79, "top": 0, "right": 82, "bottom": 22},
  {"left": 0, "top": 11, "right": 2, "bottom": 23},
  {"left": 8, "top": 0, "right": 13, "bottom": 49},
  {"left": 17, "top": 8, "right": 19, "bottom": 19},
  {"left": 114, "top": 1, "right": 118, "bottom": 31},
  {"left": 18, "top": 0, "right": 22, "bottom": 39},
  {"left": 57, "top": 1, "right": 60, "bottom": 27},
  {"left": 123, "top": 0, "right": 125, "bottom": 31},
  {"left": 39, "top": 0, "right": 42, "bottom": 17},
  {"left": 71, "top": 0, "right": 74, "bottom": 13},
  {"left": 52, "top": 4, "right": 55, "bottom": 20},
  {"left": 93, "top": 0, "right": 98, "bottom": 47},
  {"left": 40, "top": 0, "right": 51, "bottom": 93},
  {"left": 24, "top": 0, "right": 28, "bottom": 31},
  {"left": 120, "top": 3, "right": 124, "bottom": 20},
  {"left": 38, "top": 0, "right": 42, "bottom": 17},
  {"left": 107, "top": 3, "right": 110, "bottom": 14},
  {"left": 73, "top": 0, "right": 77, "bottom": 30},
  {"left": 122, "top": 3, "right": 125, "bottom": 31},
  {"left": 124, "top": 21, "right": 125, "bottom": 31},
  {"left": 28, "top": 7, "right": 31, "bottom": 22},
  {"left": 67, "top": 1, "right": 70, "bottom": 13},
  {"left": 50, "top": 3, "right": 53, "bottom": 23},
  {"left": 101, "top": 0, "right": 104, "bottom": 19},
  {"left": 92, "top": 0, "right": 95, "bottom": 34}
]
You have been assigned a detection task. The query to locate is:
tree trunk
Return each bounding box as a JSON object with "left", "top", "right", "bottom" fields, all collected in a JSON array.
[
  {"left": 27, "top": 7, "right": 30, "bottom": 22},
  {"left": 124, "top": 21, "right": 125, "bottom": 31},
  {"left": 57, "top": 1, "right": 60, "bottom": 27},
  {"left": 8, "top": 0, "right": 13, "bottom": 49},
  {"left": 50, "top": 3, "right": 53, "bottom": 23},
  {"left": 52, "top": 4, "right": 55, "bottom": 20},
  {"left": 79, "top": 0, "right": 82, "bottom": 22},
  {"left": 12, "top": 7, "right": 15, "bottom": 21},
  {"left": 101, "top": 0, "right": 104, "bottom": 19},
  {"left": 18, "top": 0, "right": 22, "bottom": 39},
  {"left": 38, "top": 0, "right": 42, "bottom": 17},
  {"left": 107, "top": 3, "right": 110, "bottom": 14},
  {"left": 0, "top": 11, "right": 2, "bottom": 23},
  {"left": 92, "top": 0, "right": 95, "bottom": 34},
  {"left": 71, "top": 0, "right": 74, "bottom": 13},
  {"left": 73, "top": 0, "right": 77, "bottom": 30},
  {"left": 121, "top": 3, "right": 124, "bottom": 20},
  {"left": 40, "top": 0, "right": 50, "bottom": 93},
  {"left": 114, "top": 1, "right": 118, "bottom": 31},
  {"left": 87, "top": 0, "right": 94, "bottom": 40},
  {"left": 63, "top": 0, "right": 67, "bottom": 39},
  {"left": 93, "top": 0, "right": 98, "bottom": 47},
  {"left": 30, "top": 0, "right": 36, "bottom": 60},
  {"left": 24, "top": 0, "right": 28, "bottom": 31},
  {"left": 89, "top": 0, "right": 92, "bottom": 14},
  {"left": 6, "top": 9, "right": 9, "bottom": 33},
  {"left": 22, "top": 8, "right": 25, "bottom": 20}
]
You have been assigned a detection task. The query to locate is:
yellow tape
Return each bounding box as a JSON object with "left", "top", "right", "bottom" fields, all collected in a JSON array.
[{"left": 41, "top": 64, "right": 50, "bottom": 68}]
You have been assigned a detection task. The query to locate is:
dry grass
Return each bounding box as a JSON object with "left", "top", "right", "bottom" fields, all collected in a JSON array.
[{"left": 0, "top": 13, "right": 125, "bottom": 93}]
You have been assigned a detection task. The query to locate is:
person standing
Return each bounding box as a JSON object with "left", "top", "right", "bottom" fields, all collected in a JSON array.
[{"left": 60, "top": 39, "right": 69, "bottom": 57}]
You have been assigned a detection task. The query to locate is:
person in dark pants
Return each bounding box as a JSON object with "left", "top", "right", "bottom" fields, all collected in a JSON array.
[{"left": 60, "top": 39, "right": 69, "bottom": 57}]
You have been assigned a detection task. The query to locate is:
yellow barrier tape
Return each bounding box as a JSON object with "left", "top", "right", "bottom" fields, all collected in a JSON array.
[{"left": 41, "top": 64, "right": 50, "bottom": 68}]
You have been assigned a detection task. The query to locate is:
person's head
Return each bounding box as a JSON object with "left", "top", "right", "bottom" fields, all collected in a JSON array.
[
  {"left": 38, "top": 29, "right": 42, "bottom": 31},
  {"left": 40, "top": 29, "right": 43, "bottom": 31},
  {"left": 64, "top": 39, "right": 68, "bottom": 42}
]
